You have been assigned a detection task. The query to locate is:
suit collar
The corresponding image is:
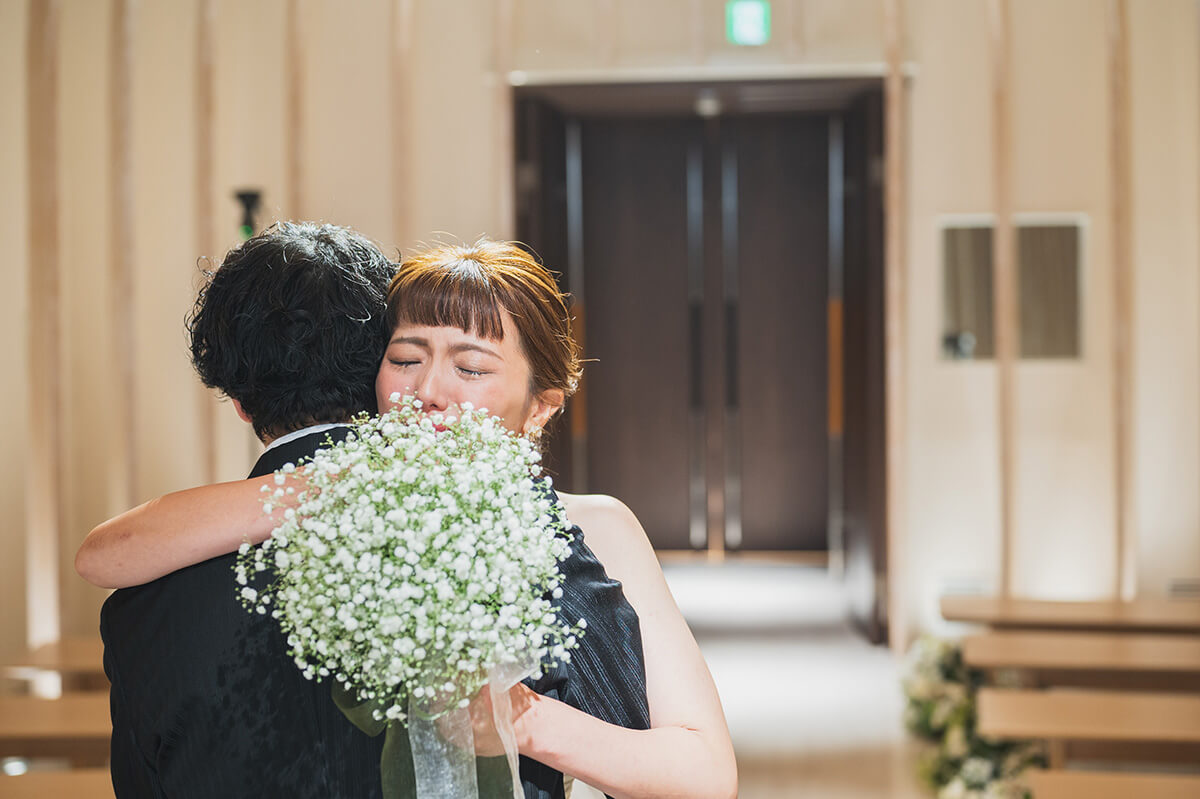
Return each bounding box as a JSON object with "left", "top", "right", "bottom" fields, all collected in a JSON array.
[{"left": 248, "top": 426, "right": 352, "bottom": 479}]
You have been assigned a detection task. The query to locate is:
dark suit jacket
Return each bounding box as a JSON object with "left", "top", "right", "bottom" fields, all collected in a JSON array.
[{"left": 101, "top": 428, "right": 649, "bottom": 799}]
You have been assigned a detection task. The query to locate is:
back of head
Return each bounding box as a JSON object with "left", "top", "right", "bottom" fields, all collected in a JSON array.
[{"left": 189, "top": 221, "right": 395, "bottom": 440}]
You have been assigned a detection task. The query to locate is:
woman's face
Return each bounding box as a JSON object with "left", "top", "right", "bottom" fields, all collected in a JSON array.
[{"left": 375, "top": 310, "right": 560, "bottom": 435}]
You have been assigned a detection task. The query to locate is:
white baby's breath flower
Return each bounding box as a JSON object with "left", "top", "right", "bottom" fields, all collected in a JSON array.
[
  {"left": 235, "top": 394, "right": 582, "bottom": 725},
  {"left": 960, "top": 757, "right": 993, "bottom": 787}
]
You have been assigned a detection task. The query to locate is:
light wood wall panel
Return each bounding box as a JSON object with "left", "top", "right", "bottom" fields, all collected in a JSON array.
[
  {"left": 611, "top": 0, "right": 695, "bottom": 66},
  {"left": 988, "top": 0, "right": 1016, "bottom": 598},
  {"left": 110, "top": 0, "right": 136, "bottom": 515},
  {"left": 195, "top": 0, "right": 218, "bottom": 485},
  {"left": 797, "top": 0, "right": 885, "bottom": 62},
  {"left": 58, "top": 0, "right": 120, "bottom": 637},
  {"left": 214, "top": 0, "right": 287, "bottom": 232},
  {"left": 390, "top": 0, "right": 416, "bottom": 258},
  {"left": 26, "top": 0, "right": 64, "bottom": 651},
  {"left": 1129, "top": 0, "right": 1200, "bottom": 597},
  {"left": 0, "top": 0, "right": 31, "bottom": 658},
  {"left": 284, "top": 0, "right": 304, "bottom": 220},
  {"left": 403, "top": 0, "right": 505, "bottom": 246},
  {"left": 130, "top": 0, "right": 207, "bottom": 505},
  {"left": 510, "top": 0, "right": 887, "bottom": 75},
  {"left": 1008, "top": 0, "right": 1114, "bottom": 601},
  {"left": 210, "top": 0, "right": 287, "bottom": 481},
  {"left": 904, "top": 0, "right": 1001, "bottom": 635},
  {"left": 301, "top": 0, "right": 393, "bottom": 242},
  {"left": 511, "top": 0, "right": 609, "bottom": 71},
  {"left": 1108, "top": 0, "right": 1133, "bottom": 599},
  {"left": 883, "top": 0, "right": 909, "bottom": 650}
]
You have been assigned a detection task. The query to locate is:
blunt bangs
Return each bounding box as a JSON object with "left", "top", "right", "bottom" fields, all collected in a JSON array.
[{"left": 389, "top": 259, "right": 507, "bottom": 341}]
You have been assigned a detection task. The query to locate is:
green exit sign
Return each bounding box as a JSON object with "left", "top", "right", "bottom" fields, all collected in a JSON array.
[{"left": 726, "top": 0, "right": 771, "bottom": 46}]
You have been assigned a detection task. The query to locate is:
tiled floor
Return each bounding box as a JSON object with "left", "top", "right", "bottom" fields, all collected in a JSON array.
[{"left": 664, "top": 562, "right": 931, "bottom": 799}]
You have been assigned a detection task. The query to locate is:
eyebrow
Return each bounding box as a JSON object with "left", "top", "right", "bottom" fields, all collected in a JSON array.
[{"left": 388, "top": 335, "right": 502, "bottom": 360}]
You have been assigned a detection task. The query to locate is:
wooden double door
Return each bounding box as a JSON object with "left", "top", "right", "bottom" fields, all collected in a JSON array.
[{"left": 517, "top": 86, "right": 884, "bottom": 573}]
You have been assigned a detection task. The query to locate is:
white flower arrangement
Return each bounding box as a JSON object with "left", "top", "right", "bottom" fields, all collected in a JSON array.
[
  {"left": 235, "top": 394, "right": 583, "bottom": 725},
  {"left": 901, "top": 636, "right": 1045, "bottom": 799}
]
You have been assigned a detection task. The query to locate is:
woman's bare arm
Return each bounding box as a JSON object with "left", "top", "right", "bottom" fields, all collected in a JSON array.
[
  {"left": 75, "top": 475, "right": 281, "bottom": 589},
  {"left": 512, "top": 494, "right": 737, "bottom": 799}
]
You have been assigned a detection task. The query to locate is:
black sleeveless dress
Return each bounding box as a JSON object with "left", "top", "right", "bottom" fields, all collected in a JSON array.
[{"left": 518, "top": 487, "right": 652, "bottom": 799}]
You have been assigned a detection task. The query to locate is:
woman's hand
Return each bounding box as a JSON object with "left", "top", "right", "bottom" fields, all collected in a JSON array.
[{"left": 463, "top": 681, "right": 538, "bottom": 757}]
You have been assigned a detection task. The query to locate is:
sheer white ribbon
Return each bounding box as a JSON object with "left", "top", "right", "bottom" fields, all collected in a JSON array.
[{"left": 408, "top": 653, "right": 540, "bottom": 798}]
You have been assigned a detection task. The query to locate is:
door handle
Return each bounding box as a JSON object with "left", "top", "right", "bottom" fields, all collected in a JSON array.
[{"left": 690, "top": 302, "right": 703, "bottom": 410}]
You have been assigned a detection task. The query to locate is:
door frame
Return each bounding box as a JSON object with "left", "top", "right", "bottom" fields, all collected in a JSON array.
[{"left": 512, "top": 73, "right": 899, "bottom": 644}]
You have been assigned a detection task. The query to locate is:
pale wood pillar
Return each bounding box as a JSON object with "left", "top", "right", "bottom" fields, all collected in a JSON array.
[
  {"left": 492, "top": 0, "right": 515, "bottom": 239},
  {"left": 987, "top": 0, "right": 1017, "bottom": 599},
  {"left": 26, "top": 0, "right": 63, "bottom": 652},
  {"left": 284, "top": 0, "right": 305, "bottom": 221},
  {"left": 1108, "top": 0, "right": 1135, "bottom": 599},
  {"left": 883, "top": 0, "right": 909, "bottom": 651},
  {"left": 110, "top": 0, "right": 137, "bottom": 509},
  {"left": 390, "top": 0, "right": 415, "bottom": 248},
  {"left": 195, "top": 0, "right": 218, "bottom": 483}
]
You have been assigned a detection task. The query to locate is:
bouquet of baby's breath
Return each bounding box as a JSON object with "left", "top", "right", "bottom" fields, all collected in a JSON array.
[{"left": 234, "top": 394, "right": 583, "bottom": 728}]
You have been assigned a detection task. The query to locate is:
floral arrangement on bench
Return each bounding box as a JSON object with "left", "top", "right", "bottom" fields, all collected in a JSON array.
[{"left": 901, "top": 637, "right": 1045, "bottom": 799}]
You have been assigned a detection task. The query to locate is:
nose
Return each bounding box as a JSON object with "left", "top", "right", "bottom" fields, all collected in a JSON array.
[{"left": 413, "top": 364, "right": 450, "bottom": 413}]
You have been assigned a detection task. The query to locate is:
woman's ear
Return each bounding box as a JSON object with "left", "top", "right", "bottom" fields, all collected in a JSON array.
[{"left": 524, "top": 389, "right": 565, "bottom": 435}]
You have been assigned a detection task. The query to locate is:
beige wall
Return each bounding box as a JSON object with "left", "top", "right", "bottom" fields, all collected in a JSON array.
[
  {"left": 905, "top": 0, "right": 1004, "bottom": 634},
  {"left": 1130, "top": 0, "right": 1200, "bottom": 596},
  {"left": 1, "top": 0, "right": 31, "bottom": 658},
  {"left": 3, "top": 0, "right": 1198, "bottom": 653}
]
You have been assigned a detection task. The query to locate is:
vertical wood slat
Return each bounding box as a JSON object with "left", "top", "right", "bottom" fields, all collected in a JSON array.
[
  {"left": 285, "top": 0, "right": 304, "bottom": 220},
  {"left": 26, "top": 0, "right": 63, "bottom": 650},
  {"left": 595, "top": 0, "right": 617, "bottom": 66},
  {"left": 784, "top": 0, "right": 806, "bottom": 58},
  {"left": 988, "top": 0, "right": 1017, "bottom": 599},
  {"left": 391, "top": 0, "right": 414, "bottom": 247},
  {"left": 493, "top": 0, "right": 515, "bottom": 238},
  {"left": 111, "top": 0, "right": 136, "bottom": 506},
  {"left": 1108, "top": 0, "right": 1135, "bottom": 599},
  {"left": 196, "top": 0, "right": 217, "bottom": 484},
  {"left": 882, "top": 0, "right": 908, "bottom": 650},
  {"left": 691, "top": 0, "right": 706, "bottom": 63}
]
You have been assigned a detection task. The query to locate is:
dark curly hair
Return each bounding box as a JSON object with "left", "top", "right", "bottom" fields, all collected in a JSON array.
[{"left": 188, "top": 221, "right": 396, "bottom": 441}]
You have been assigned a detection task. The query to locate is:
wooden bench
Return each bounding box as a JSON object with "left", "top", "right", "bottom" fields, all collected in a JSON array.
[
  {"left": 945, "top": 597, "right": 1200, "bottom": 788},
  {"left": 1027, "top": 769, "right": 1200, "bottom": 799},
  {"left": 0, "top": 694, "right": 110, "bottom": 764},
  {"left": 3, "top": 636, "right": 107, "bottom": 691},
  {"left": 977, "top": 688, "right": 1200, "bottom": 743},
  {"left": 963, "top": 630, "right": 1200, "bottom": 672},
  {"left": 0, "top": 769, "right": 113, "bottom": 799},
  {"left": 941, "top": 595, "right": 1200, "bottom": 633}
]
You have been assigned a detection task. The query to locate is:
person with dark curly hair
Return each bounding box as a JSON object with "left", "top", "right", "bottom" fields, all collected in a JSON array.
[
  {"left": 90, "top": 222, "right": 399, "bottom": 798},
  {"left": 187, "top": 221, "right": 395, "bottom": 441}
]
